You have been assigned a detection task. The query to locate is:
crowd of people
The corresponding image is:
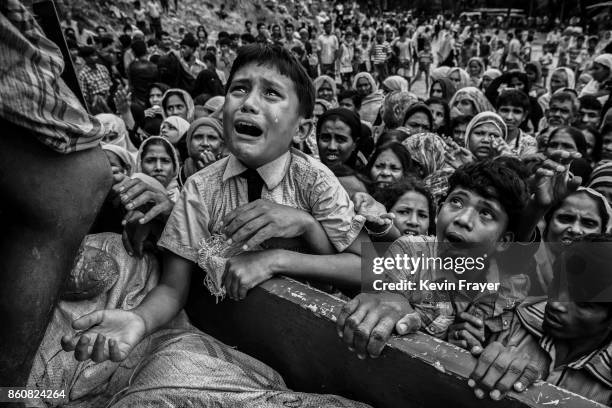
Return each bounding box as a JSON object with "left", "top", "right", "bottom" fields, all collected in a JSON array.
[{"left": 5, "top": 0, "right": 612, "bottom": 405}]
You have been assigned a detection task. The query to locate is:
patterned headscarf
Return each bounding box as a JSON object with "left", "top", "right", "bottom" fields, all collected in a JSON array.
[
  {"left": 96, "top": 113, "right": 137, "bottom": 153},
  {"left": 464, "top": 112, "right": 508, "bottom": 147},
  {"left": 402, "top": 132, "right": 448, "bottom": 176}
]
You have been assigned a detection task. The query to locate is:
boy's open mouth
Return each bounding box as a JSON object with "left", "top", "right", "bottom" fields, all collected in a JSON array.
[
  {"left": 445, "top": 232, "right": 466, "bottom": 243},
  {"left": 234, "top": 121, "right": 263, "bottom": 137}
]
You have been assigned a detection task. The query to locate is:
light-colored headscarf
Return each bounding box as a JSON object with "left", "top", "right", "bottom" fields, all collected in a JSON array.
[
  {"left": 96, "top": 113, "right": 137, "bottom": 154},
  {"left": 431, "top": 66, "right": 451, "bottom": 82},
  {"left": 449, "top": 87, "right": 495, "bottom": 115},
  {"left": 161, "top": 88, "right": 195, "bottom": 122},
  {"left": 102, "top": 144, "right": 135, "bottom": 176},
  {"left": 160, "top": 115, "right": 190, "bottom": 144},
  {"left": 352, "top": 72, "right": 384, "bottom": 124},
  {"left": 482, "top": 68, "right": 502, "bottom": 81},
  {"left": 539, "top": 67, "right": 577, "bottom": 111},
  {"left": 573, "top": 187, "right": 612, "bottom": 233},
  {"left": 448, "top": 67, "right": 471, "bottom": 89},
  {"left": 135, "top": 136, "right": 180, "bottom": 201},
  {"left": 467, "top": 57, "right": 485, "bottom": 78},
  {"left": 464, "top": 111, "right": 508, "bottom": 147},
  {"left": 580, "top": 54, "right": 612, "bottom": 98},
  {"left": 313, "top": 75, "right": 338, "bottom": 105},
  {"left": 383, "top": 76, "right": 409, "bottom": 93}
]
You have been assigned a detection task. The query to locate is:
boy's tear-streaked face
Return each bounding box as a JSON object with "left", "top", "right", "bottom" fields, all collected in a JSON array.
[{"left": 223, "top": 62, "right": 301, "bottom": 168}]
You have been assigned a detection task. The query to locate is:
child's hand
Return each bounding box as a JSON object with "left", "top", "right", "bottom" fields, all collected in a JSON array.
[
  {"left": 531, "top": 150, "right": 582, "bottom": 209},
  {"left": 352, "top": 192, "right": 394, "bottom": 233},
  {"left": 113, "top": 86, "right": 132, "bottom": 114},
  {"left": 222, "top": 250, "right": 279, "bottom": 300},
  {"left": 491, "top": 136, "right": 513, "bottom": 157},
  {"left": 61, "top": 309, "right": 146, "bottom": 362},
  {"left": 221, "top": 201, "right": 314, "bottom": 250},
  {"left": 447, "top": 312, "right": 485, "bottom": 356}
]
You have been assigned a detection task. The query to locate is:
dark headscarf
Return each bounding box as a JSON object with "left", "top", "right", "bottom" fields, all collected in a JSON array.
[
  {"left": 316, "top": 108, "right": 362, "bottom": 141},
  {"left": 192, "top": 69, "right": 224, "bottom": 98},
  {"left": 430, "top": 77, "right": 457, "bottom": 103},
  {"left": 156, "top": 52, "right": 195, "bottom": 94}
]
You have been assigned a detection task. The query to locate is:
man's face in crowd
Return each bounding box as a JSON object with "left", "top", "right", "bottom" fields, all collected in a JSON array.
[
  {"left": 324, "top": 23, "right": 332, "bottom": 35},
  {"left": 547, "top": 100, "right": 574, "bottom": 127},
  {"left": 285, "top": 26, "right": 294, "bottom": 39},
  {"left": 579, "top": 107, "right": 601, "bottom": 128},
  {"left": 272, "top": 26, "right": 281, "bottom": 37},
  {"left": 452, "top": 123, "right": 468, "bottom": 146},
  {"left": 224, "top": 62, "right": 306, "bottom": 169},
  {"left": 436, "top": 186, "right": 511, "bottom": 259},
  {"left": 161, "top": 34, "right": 172, "bottom": 50},
  {"left": 385, "top": 30, "right": 394, "bottom": 41},
  {"left": 181, "top": 44, "right": 194, "bottom": 60},
  {"left": 376, "top": 32, "right": 384, "bottom": 43},
  {"left": 498, "top": 104, "right": 527, "bottom": 131}
]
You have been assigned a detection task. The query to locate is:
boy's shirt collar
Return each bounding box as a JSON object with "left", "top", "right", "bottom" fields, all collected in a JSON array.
[
  {"left": 517, "top": 298, "right": 612, "bottom": 387},
  {"left": 222, "top": 151, "right": 291, "bottom": 191}
]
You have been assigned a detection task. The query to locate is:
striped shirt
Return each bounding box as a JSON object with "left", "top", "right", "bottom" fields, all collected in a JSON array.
[
  {"left": 515, "top": 298, "right": 612, "bottom": 405},
  {"left": 0, "top": 0, "right": 105, "bottom": 153},
  {"left": 371, "top": 41, "right": 390, "bottom": 64}
]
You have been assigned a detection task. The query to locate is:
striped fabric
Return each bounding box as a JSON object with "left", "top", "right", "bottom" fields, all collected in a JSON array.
[
  {"left": 516, "top": 298, "right": 612, "bottom": 405},
  {"left": 589, "top": 162, "right": 612, "bottom": 191},
  {"left": 0, "top": 0, "right": 105, "bottom": 154}
]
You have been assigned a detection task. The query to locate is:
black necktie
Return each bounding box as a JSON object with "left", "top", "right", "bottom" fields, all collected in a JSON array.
[{"left": 240, "top": 168, "right": 265, "bottom": 202}]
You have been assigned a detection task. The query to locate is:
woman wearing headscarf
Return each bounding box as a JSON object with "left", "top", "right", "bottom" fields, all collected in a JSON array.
[
  {"left": 402, "top": 132, "right": 453, "bottom": 203},
  {"left": 102, "top": 144, "right": 135, "bottom": 177},
  {"left": 313, "top": 75, "right": 338, "bottom": 106},
  {"left": 160, "top": 115, "right": 190, "bottom": 162},
  {"left": 429, "top": 77, "right": 457, "bottom": 103},
  {"left": 462, "top": 112, "right": 509, "bottom": 161},
  {"left": 581, "top": 54, "right": 612, "bottom": 105},
  {"left": 96, "top": 113, "right": 138, "bottom": 154},
  {"left": 466, "top": 57, "right": 485, "bottom": 88},
  {"left": 192, "top": 69, "right": 225, "bottom": 100},
  {"left": 352, "top": 72, "right": 384, "bottom": 124},
  {"left": 135, "top": 136, "right": 181, "bottom": 202},
  {"left": 382, "top": 76, "right": 409, "bottom": 93},
  {"left": 480, "top": 68, "right": 502, "bottom": 92},
  {"left": 448, "top": 87, "right": 494, "bottom": 120},
  {"left": 402, "top": 102, "right": 434, "bottom": 136},
  {"left": 538, "top": 67, "right": 576, "bottom": 112},
  {"left": 161, "top": 88, "right": 195, "bottom": 123},
  {"left": 430, "top": 66, "right": 451, "bottom": 82},
  {"left": 448, "top": 67, "right": 470, "bottom": 89},
  {"left": 179, "top": 117, "right": 224, "bottom": 188}
]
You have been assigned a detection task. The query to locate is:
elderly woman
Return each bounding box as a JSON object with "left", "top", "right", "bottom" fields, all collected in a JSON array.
[
  {"left": 580, "top": 54, "right": 612, "bottom": 102},
  {"left": 161, "top": 88, "right": 195, "bottom": 122},
  {"left": 316, "top": 108, "right": 368, "bottom": 195},
  {"left": 352, "top": 72, "right": 384, "bottom": 124},
  {"left": 463, "top": 112, "right": 508, "bottom": 161},
  {"left": 448, "top": 87, "right": 494, "bottom": 120},
  {"left": 480, "top": 68, "right": 502, "bottom": 92},
  {"left": 313, "top": 75, "right": 338, "bottom": 105},
  {"left": 538, "top": 67, "right": 576, "bottom": 112},
  {"left": 179, "top": 117, "right": 224, "bottom": 187}
]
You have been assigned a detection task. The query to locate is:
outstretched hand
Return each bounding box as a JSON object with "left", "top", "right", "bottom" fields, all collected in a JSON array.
[
  {"left": 352, "top": 192, "right": 394, "bottom": 233},
  {"left": 531, "top": 150, "right": 582, "bottom": 209},
  {"left": 61, "top": 309, "right": 146, "bottom": 363}
]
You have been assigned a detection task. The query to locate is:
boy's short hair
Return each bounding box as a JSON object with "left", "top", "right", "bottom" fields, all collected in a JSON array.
[
  {"left": 338, "top": 89, "right": 362, "bottom": 110},
  {"left": 496, "top": 89, "right": 531, "bottom": 113},
  {"left": 202, "top": 52, "right": 217, "bottom": 66},
  {"left": 285, "top": 23, "right": 294, "bottom": 30},
  {"left": 225, "top": 43, "right": 315, "bottom": 119},
  {"left": 218, "top": 37, "right": 231, "bottom": 47},
  {"left": 376, "top": 28, "right": 385, "bottom": 35},
  {"left": 447, "top": 158, "right": 530, "bottom": 236},
  {"left": 579, "top": 95, "right": 603, "bottom": 112}
]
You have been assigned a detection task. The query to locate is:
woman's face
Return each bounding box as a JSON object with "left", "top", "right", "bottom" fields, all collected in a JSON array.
[
  {"left": 450, "top": 71, "right": 462, "bottom": 87},
  {"left": 509, "top": 76, "right": 526, "bottom": 92},
  {"left": 317, "top": 83, "right": 334, "bottom": 102},
  {"left": 481, "top": 75, "right": 493, "bottom": 91},
  {"left": 149, "top": 87, "right": 163, "bottom": 107},
  {"left": 546, "top": 193, "right": 602, "bottom": 245},
  {"left": 467, "top": 123, "right": 503, "bottom": 160},
  {"left": 550, "top": 70, "right": 568, "bottom": 94},
  {"left": 403, "top": 112, "right": 431, "bottom": 135},
  {"left": 165, "top": 95, "right": 187, "bottom": 119},
  {"left": 370, "top": 149, "right": 403, "bottom": 189},
  {"left": 546, "top": 129, "right": 578, "bottom": 156},
  {"left": 591, "top": 62, "right": 611, "bottom": 83},
  {"left": 390, "top": 191, "right": 431, "bottom": 236},
  {"left": 317, "top": 119, "right": 356, "bottom": 168},
  {"left": 431, "top": 82, "right": 444, "bottom": 99},
  {"left": 468, "top": 61, "right": 481, "bottom": 77},
  {"left": 526, "top": 69, "right": 537, "bottom": 84},
  {"left": 190, "top": 125, "right": 223, "bottom": 159},
  {"left": 160, "top": 121, "right": 179, "bottom": 141},
  {"left": 104, "top": 151, "right": 129, "bottom": 176},
  {"left": 428, "top": 103, "right": 446, "bottom": 131},
  {"left": 356, "top": 77, "right": 372, "bottom": 96},
  {"left": 452, "top": 98, "right": 476, "bottom": 118},
  {"left": 141, "top": 144, "right": 175, "bottom": 187}
]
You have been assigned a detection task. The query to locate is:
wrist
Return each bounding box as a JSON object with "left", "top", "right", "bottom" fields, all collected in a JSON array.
[
  {"left": 269, "top": 248, "right": 289, "bottom": 274},
  {"left": 132, "top": 307, "right": 151, "bottom": 335}
]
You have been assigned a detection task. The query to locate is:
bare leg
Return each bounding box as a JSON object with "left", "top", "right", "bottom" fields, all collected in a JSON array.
[{"left": 0, "top": 120, "right": 112, "bottom": 386}]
